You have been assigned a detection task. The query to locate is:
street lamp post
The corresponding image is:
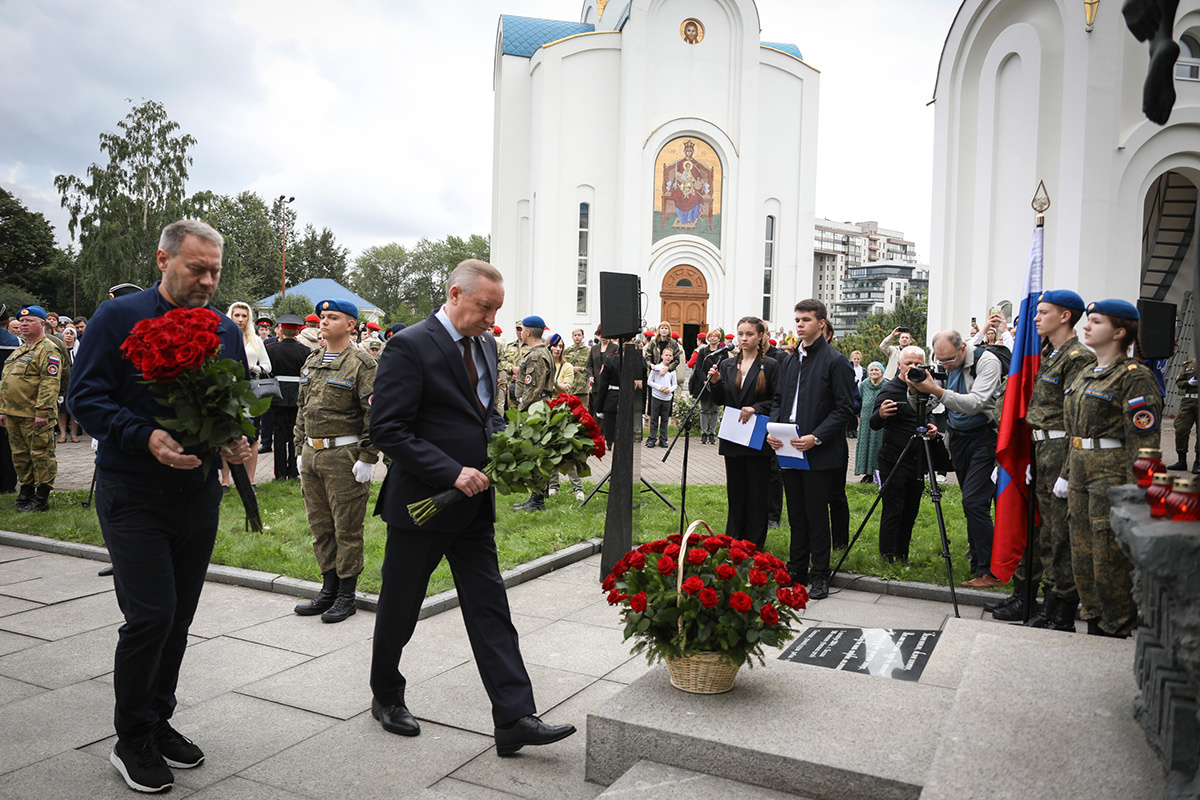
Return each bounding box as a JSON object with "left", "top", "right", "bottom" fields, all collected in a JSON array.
[{"left": 278, "top": 195, "right": 295, "bottom": 297}]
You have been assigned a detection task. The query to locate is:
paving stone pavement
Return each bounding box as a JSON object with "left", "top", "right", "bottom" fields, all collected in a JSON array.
[{"left": 0, "top": 544, "right": 1006, "bottom": 799}]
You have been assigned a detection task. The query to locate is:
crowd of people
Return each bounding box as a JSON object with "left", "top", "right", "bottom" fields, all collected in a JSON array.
[{"left": 0, "top": 215, "right": 1171, "bottom": 794}]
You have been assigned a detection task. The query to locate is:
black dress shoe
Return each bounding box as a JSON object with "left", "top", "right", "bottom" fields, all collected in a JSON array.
[
  {"left": 372, "top": 698, "right": 420, "bottom": 736},
  {"left": 98, "top": 565, "right": 114, "bottom": 577},
  {"left": 809, "top": 575, "right": 829, "bottom": 600},
  {"left": 494, "top": 714, "right": 576, "bottom": 756}
]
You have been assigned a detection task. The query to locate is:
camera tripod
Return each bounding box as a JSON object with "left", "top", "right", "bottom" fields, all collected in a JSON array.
[{"left": 829, "top": 393, "right": 961, "bottom": 618}]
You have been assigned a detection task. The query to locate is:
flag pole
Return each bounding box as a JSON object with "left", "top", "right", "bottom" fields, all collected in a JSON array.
[{"left": 1022, "top": 182, "right": 1050, "bottom": 622}]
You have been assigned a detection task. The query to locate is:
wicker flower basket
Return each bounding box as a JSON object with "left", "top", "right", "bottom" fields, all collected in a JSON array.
[
  {"left": 665, "top": 520, "right": 743, "bottom": 694},
  {"left": 665, "top": 651, "right": 741, "bottom": 694}
]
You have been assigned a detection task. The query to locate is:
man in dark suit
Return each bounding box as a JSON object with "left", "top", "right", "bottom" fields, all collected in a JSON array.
[
  {"left": 264, "top": 314, "right": 308, "bottom": 480},
  {"left": 368, "top": 259, "right": 575, "bottom": 756},
  {"left": 768, "top": 299, "right": 856, "bottom": 599}
]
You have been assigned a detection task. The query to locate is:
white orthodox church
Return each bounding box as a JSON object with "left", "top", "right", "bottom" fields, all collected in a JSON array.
[
  {"left": 489, "top": 0, "right": 818, "bottom": 342},
  {"left": 930, "top": 0, "right": 1200, "bottom": 334}
]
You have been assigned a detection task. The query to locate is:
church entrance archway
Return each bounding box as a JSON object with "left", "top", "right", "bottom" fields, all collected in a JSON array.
[{"left": 661, "top": 265, "right": 708, "bottom": 359}]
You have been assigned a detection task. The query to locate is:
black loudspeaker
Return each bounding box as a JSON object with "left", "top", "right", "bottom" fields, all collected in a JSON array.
[
  {"left": 1137, "top": 299, "right": 1176, "bottom": 360},
  {"left": 600, "top": 272, "right": 641, "bottom": 339}
]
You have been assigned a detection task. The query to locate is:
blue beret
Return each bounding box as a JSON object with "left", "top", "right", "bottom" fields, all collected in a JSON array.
[
  {"left": 316, "top": 299, "right": 358, "bottom": 318},
  {"left": 1086, "top": 299, "right": 1139, "bottom": 320},
  {"left": 522, "top": 315, "right": 546, "bottom": 328},
  {"left": 18, "top": 306, "right": 46, "bottom": 320},
  {"left": 548, "top": 332, "right": 563, "bottom": 347},
  {"left": 1037, "top": 290, "right": 1085, "bottom": 312}
]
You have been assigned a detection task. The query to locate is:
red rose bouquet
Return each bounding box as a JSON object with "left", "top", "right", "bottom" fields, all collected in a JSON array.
[
  {"left": 407, "top": 394, "right": 606, "bottom": 525},
  {"left": 603, "top": 521, "right": 806, "bottom": 669},
  {"left": 121, "top": 307, "right": 270, "bottom": 530}
]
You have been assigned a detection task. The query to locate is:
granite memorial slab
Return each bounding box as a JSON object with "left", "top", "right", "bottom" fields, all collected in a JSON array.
[{"left": 779, "top": 627, "right": 940, "bottom": 682}]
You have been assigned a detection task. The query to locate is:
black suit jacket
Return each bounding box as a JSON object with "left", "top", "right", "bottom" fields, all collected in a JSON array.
[
  {"left": 769, "top": 335, "right": 855, "bottom": 471},
  {"left": 709, "top": 355, "right": 778, "bottom": 458},
  {"left": 371, "top": 311, "right": 504, "bottom": 531}
]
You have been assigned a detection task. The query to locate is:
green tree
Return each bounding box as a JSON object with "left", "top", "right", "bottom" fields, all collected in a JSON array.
[
  {"left": 54, "top": 98, "right": 198, "bottom": 303},
  {"left": 0, "top": 186, "right": 59, "bottom": 294},
  {"left": 286, "top": 224, "right": 348, "bottom": 285},
  {"left": 348, "top": 242, "right": 409, "bottom": 320},
  {"left": 199, "top": 191, "right": 278, "bottom": 308},
  {"left": 271, "top": 293, "right": 314, "bottom": 320},
  {"left": 833, "top": 293, "right": 929, "bottom": 365},
  {"left": 345, "top": 233, "right": 489, "bottom": 324},
  {"left": 0, "top": 283, "right": 39, "bottom": 319}
]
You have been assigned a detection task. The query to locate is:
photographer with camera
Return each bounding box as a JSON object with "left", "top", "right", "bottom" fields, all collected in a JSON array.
[
  {"left": 879, "top": 326, "right": 914, "bottom": 380},
  {"left": 907, "top": 330, "right": 1004, "bottom": 586}
]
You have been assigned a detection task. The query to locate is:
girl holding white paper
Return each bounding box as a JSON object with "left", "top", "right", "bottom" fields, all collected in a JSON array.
[{"left": 708, "top": 316, "right": 779, "bottom": 548}]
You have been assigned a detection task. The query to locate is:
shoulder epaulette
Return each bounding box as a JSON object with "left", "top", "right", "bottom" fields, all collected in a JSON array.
[{"left": 1127, "top": 363, "right": 1139, "bottom": 371}]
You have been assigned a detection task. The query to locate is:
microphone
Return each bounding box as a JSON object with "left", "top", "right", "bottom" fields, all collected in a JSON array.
[{"left": 710, "top": 344, "right": 735, "bottom": 358}]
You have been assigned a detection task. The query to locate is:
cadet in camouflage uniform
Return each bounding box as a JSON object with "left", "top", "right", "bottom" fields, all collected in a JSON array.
[
  {"left": 513, "top": 314, "right": 556, "bottom": 512},
  {"left": 1058, "top": 299, "right": 1161, "bottom": 638},
  {"left": 293, "top": 299, "right": 380, "bottom": 623},
  {"left": 563, "top": 328, "right": 591, "bottom": 406},
  {"left": 499, "top": 319, "right": 527, "bottom": 415},
  {"left": 0, "top": 306, "right": 61, "bottom": 512},
  {"left": 1169, "top": 358, "right": 1198, "bottom": 472},
  {"left": 1001, "top": 290, "right": 1095, "bottom": 629}
]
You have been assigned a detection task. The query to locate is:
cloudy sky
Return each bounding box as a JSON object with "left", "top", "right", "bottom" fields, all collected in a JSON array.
[{"left": 0, "top": 0, "right": 959, "bottom": 261}]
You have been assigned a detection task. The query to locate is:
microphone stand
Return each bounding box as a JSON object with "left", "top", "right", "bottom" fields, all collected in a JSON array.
[{"left": 661, "top": 346, "right": 729, "bottom": 536}]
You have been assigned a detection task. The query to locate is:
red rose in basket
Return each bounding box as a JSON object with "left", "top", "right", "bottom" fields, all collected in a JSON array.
[
  {"left": 603, "top": 520, "right": 805, "bottom": 691},
  {"left": 120, "top": 307, "right": 270, "bottom": 531}
]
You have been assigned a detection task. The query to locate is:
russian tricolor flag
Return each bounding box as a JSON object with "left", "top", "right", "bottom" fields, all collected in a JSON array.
[{"left": 990, "top": 225, "right": 1044, "bottom": 582}]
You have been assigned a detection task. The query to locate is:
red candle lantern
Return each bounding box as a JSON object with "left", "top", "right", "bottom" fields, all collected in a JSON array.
[
  {"left": 1133, "top": 447, "right": 1166, "bottom": 488},
  {"left": 1165, "top": 475, "right": 1200, "bottom": 521},
  {"left": 1147, "top": 473, "right": 1174, "bottom": 518}
]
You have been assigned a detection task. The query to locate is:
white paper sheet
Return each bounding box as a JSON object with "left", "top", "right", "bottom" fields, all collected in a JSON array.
[
  {"left": 717, "top": 406, "right": 767, "bottom": 448},
  {"left": 766, "top": 422, "right": 810, "bottom": 469}
]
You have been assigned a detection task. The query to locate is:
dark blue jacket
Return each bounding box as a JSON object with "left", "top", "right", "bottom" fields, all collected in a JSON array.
[
  {"left": 66, "top": 283, "right": 248, "bottom": 490},
  {"left": 769, "top": 334, "right": 856, "bottom": 472}
]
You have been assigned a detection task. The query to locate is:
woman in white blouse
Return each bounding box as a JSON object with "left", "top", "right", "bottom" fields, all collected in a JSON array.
[{"left": 224, "top": 302, "right": 272, "bottom": 490}]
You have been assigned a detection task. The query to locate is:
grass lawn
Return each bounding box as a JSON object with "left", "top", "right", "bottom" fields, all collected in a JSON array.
[{"left": 0, "top": 480, "right": 990, "bottom": 597}]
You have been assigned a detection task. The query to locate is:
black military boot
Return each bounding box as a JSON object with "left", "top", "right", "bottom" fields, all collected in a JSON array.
[
  {"left": 1023, "top": 588, "right": 1057, "bottom": 628},
  {"left": 1168, "top": 451, "right": 1188, "bottom": 471},
  {"left": 993, "top": 579, "right": 1040, "bottom": 621},
  {"left": 294, "top": 571, "right": 338, "bottom": 616},
  {"left": 513, "top": 494, "right": 545, "bottom": 512},
  {"left": 985, "top": 576, "right": 1023, "bottom": 612},
  {"left": 321, "top": 576, "right": 357, "bottom": 623},
  {"left": 12, "top": 485, "right": 34, "bottom": 510},
  {"left": 1048, "top": 596, "right": 1079, "bottom": 632},
  {"left": 19, "top": 484, "right": 50, "bottom": 513}
]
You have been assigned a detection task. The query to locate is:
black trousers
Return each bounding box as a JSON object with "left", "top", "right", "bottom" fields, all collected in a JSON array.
[
  {"left": 96, "top": 477, "right": 221, "bottom": 742},
  {"left": 877, "top": 442, "right": 924, "bottom": 558},
  {"left": 767, "top": 457, "right": 783, "bottom": 523},
  {"left": 370, "top": 508, "right": 535, "bottom": 727},
  {"left": 0, "top": 426, "right": 15, "bottom": 493},
  {"left": 828, "top": 450, "right": 850, "bottom": 550},
  {"left": 783, "top": 468, "right": 838, "bottom": 582},
  {"left": 257, "top": 407, "right": 273, "bottom": 450},
  {"left": 271, "top": 406, "right": 299, "bottom": 479},
  {"left": 722, "top": 454, "right": 771, "bottom": 549},
  {"left": 948, "top": 425, "right": 998, "bottom": 575}
]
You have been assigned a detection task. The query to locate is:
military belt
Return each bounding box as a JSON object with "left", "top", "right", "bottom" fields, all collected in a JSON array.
[
  {"left": 277, "top": 376, "right": 302, "bottom": 383},
  {"left": 1031, "top": 430, "right": 1066, "bottom": 442},
  {"left": 1070, "top": 437, "right": 1122, "bottom": 450},
  {"left": 306, "top": 435, "right": 359, "bottom": 450}
]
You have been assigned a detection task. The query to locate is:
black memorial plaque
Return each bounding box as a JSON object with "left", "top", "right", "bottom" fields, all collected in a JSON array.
[{"left": 778, "top": 627, "right": 941, "bottom": 682}]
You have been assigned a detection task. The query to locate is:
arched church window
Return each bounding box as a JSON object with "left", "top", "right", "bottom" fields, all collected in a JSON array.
[
  {"left": 1178, "top": 32, "right": 1200, "bottom": 81},
  {"left": 762, "top": 216, "right": 776, "bottom": 321},
  {"left": 676, "top": 278, "right": 693, "bottom": 287},
  {"left": 577, "top": 203, "right": 590, "bottom": 313}
]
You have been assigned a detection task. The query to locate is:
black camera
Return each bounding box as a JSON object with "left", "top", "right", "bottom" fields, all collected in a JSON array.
[{"left": 907, "top": 363, "right": 947, "bottom": 383}]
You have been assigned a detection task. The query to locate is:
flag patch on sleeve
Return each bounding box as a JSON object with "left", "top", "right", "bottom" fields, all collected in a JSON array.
[
  {"left": 1132, "top": 409, "right": 1157, "bottom": 430},
  {"left": 1128, "top": 396, "right": 1147, "bottom": 409}
]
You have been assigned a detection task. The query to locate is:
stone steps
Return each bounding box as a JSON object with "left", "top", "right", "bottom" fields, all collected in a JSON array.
[
  {"left": 597, "top": 760, "right": 817, "bottom": 799},
  {"left": 585, "top": 616, "right": 1167, "bottom": 800}
]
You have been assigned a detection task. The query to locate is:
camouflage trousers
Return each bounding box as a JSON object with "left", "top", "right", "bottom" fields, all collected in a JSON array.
[
  {"left": 1017, "top": 438, "right": 1076, "bottom": 600},
  {"left": 1067, "top": 450, "right": 1137, "bottom": 636},
  {"left": 1174, "top": 396, "right": 1198, "bottom": 456},
  {"left": 301, "top": 444, "right": 368, "bottom": 579},
  {"left": 7, "top": 415, "right": 56, "bottom": 487}
]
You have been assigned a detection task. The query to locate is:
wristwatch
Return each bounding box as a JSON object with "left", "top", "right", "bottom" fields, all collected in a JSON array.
[{"left": 812, "top": 436, "right": 822, "bottom": 446}]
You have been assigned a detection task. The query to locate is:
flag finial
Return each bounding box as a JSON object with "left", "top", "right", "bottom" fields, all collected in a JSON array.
[{"left": 1032, "top": 180, "right": 1050, "bottom": 225}]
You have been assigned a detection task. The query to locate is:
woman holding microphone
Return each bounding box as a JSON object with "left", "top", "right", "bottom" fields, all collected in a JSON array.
[{"left": 708, "top": 316, "right": 778, "bottom": 548}]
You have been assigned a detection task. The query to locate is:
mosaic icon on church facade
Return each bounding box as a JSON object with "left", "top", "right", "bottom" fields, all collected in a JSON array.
[{"left": 653, "top": 136, "right": 722, "bottom": 249}]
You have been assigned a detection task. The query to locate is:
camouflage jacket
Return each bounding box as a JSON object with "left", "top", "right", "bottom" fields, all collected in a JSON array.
[
  {"left": 1026, "top": 337, "right": 1096, "bottom": 432},
  {"left": 563, "top": 344, "right": 590, "bottom": 394},
  {"left": 1062, "top": 354, "right": 1161, "bottom": 483},
  {"left": 517, "top": 343, "right": 555, "bottom": 411},
  {"left": 0, "top": 336, "right": 61, "bottom": 418},
  {"left": 1176, "top": 359, "right": 1196, "bottom": 395},
  {"left": 500, "top": 341, "right": 526, "bottom": 386},
  {"left": 294, "top": 345, "right": 379, "bottom": 463}
]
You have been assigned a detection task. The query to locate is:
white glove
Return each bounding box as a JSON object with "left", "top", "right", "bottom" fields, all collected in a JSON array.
[
  {"left": 1026, "top": 464, "right": 1032, "bottom": 485},
  {"left": 352, "top": 460, "right": 373, "bottom": 484},
  {"left": 91, "top": 437, "right": 99, "bottom": 452},
  {"left": 296, "top": 455, "right": 301, "bottom": 471},
  {"left": 990, "top": 465, "right": 999, "bottom": 485},
  {"left": 1053, "top": 477, "right": 1069, "bottom": 499}
]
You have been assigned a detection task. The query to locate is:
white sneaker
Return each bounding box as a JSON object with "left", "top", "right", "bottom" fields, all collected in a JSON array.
[
  {"left": 574, "top": 491, "right": 585, "bottom": 502},
  {"left": 548, "top": 488, "right": 559, "bottom": 496}
]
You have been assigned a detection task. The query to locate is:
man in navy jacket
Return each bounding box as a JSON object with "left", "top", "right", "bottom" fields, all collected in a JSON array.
[
  {"left": 68, "top": 220, "right": 252, "bottom": 794},
  {"left": 768, "top": 299, "right": 856, "bottom": 599}
]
